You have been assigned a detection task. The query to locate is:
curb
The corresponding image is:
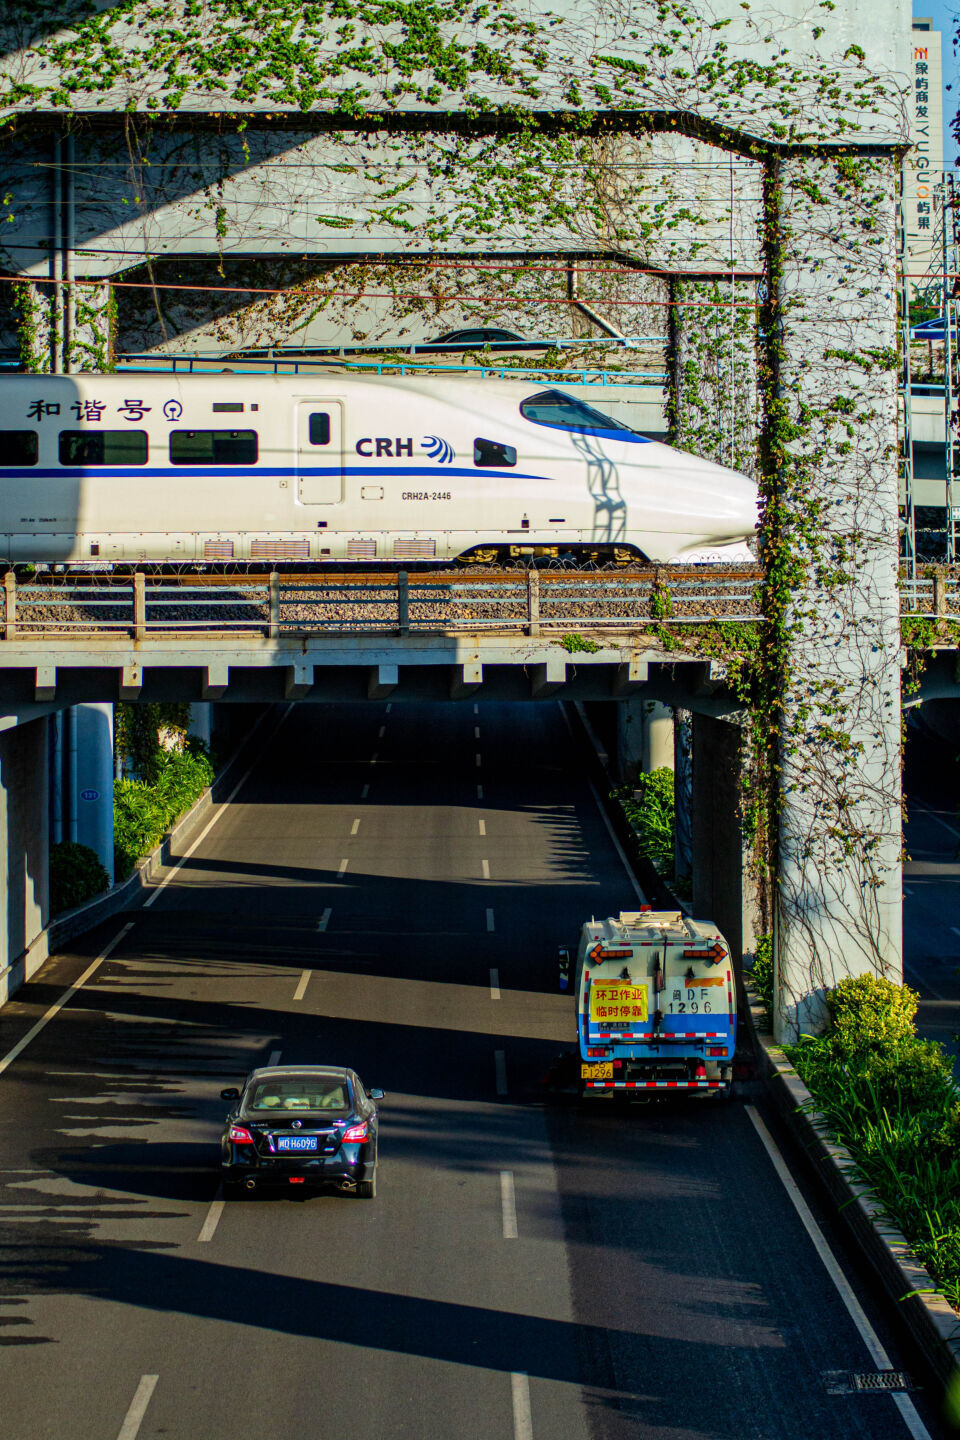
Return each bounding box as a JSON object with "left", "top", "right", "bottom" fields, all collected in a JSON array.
[
  {"left": 0, "top": 708, "right": 271, "bottom": 1007},
  {"left": 746, "top": 991, "right": 960, "bottom": 1393}
]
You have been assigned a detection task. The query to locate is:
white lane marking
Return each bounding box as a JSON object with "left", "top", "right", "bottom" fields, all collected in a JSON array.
[
  {"left": 500, "top": 1170, "right": 518, "bottom": 1238},
  {"left": 481, "top": 858, "right": 490, "bottom": 880},
  {"left": 745, "top": 1106, "right": 933, "bottom": 1440},
  {"left": 339, "top": 858, "right": 349, "bottom": 874},
  {"left": 511, "top": 1372, "right": 533, "bottom": 1440},
  {"left": 490, "top": 968, "right": 501, "bottom": 1000},
  {"left": 477, "top": 784, "right": 484, "bottom": 800},
  {"left": 197, "top": 1186, "right": 225, "bottom": 1243},
  {"left": 145, "top": 705, "right": 290, "bottom": 908},
  {"left": 0, "top": 922, "right": 135, "bottom": 1079},
  {"left": 116, "top": 1375, "right": 159, "bottom": 1440},
  {"left": 494, "top": 1049, "right": 507, "bottom": 1096},
  {"left": 486, "top": 907, "right": 496, "bottom": 933},
  {"left": 351, "top": 819, "right": 361, "bottom": 835},
  {"left": 293, "top": 971, "right": 311, "bottom": 1002},
  {"left": 378, "top": 725, "right": 386, "bottom": 738},
  {"left": 268, "top": 1049, "right": 282, "bottom": 1066},
  {"left": 370, "top": 752, "right": 378, "bottom": 765},
  {"left": 385, "top": 703, "right": 392, "bottom": 713},
  {"left": 904, "top": 960, "right": 948, "bottom": 1003},
  {"left": 587, "top": 777, "right": 645, "bottom": 903},
  {"left": 361, "top": 784, "right": 370, "bottom": 799},
  {"left": 912, "top": 797, "right": 960, "bottom": 841},
  {"left": 473, "top": 703, "right": 479, "bottom": 715},
  {"left": 317, "top": 908, "right": 332, "bottom": 933},
  {"left": 952, "top": 926, "right": 960, "bottom": 940},
  {"left": 476, "top": 753, "right": 482, "bottom": 767},
  {"left": 478, "top": 818, "right": 486, "bottom": 836},
  {"left": 474, "top": 725, "right": 481, "bottom": 739}
]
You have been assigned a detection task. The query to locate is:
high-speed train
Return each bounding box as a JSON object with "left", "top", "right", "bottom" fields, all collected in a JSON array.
[{"left": 0, "top": 373, "right": 758, "bottom": 565}]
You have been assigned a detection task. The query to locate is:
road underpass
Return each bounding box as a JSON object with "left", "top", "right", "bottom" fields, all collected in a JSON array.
[{"left": 0, "top": 701, "right": 942, "bottom": 1439}]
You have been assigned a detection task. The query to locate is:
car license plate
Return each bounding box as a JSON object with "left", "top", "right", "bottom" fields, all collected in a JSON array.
[
  {"left": 277, "top": 1135, "right": 318, "bottom": 1152},
  {"left": 581, "top": 1062, "right": 614, "bottom": 1080}
]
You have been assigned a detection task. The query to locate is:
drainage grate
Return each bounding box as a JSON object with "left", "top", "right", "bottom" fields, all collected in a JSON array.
[{"left": 822, "top": 1370, "right": 915, "bottom": 1395}]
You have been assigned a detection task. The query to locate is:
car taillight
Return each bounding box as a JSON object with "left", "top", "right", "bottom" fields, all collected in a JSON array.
[
  {"left": 586, "top": 1047, "right": 609, "bottom": 1058},
  {"left": 708, "top": 1047, "right": 727, "bottom": 1057},
  {"left": 341, "top": 1122, "right": 368, "bottom": 1143},
  {"left": 229, "top": 1124, "right": 254, "bottom": 1144}
]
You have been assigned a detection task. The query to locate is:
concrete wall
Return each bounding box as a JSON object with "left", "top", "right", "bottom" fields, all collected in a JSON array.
[{"left": 0, "top": 718, "right": 49, "bottom": 1002}]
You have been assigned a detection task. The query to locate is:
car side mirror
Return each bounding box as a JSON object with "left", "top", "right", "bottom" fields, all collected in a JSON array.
[
  {"left": 368, "top": 1089, "right": 385, "bottom": 1101},
  {"left": 220, "top": 1087, "right": 240, "bottom": 1101}
]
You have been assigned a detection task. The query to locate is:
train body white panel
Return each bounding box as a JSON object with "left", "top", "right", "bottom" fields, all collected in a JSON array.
[{"left": 0, "top": 373, "right": 758, "bottom": 564}]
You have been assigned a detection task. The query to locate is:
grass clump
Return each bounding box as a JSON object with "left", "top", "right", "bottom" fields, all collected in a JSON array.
[
  {"left": 788, "top": 972, "right": 960, "bottom": 1313},
  {"left": 613, "top": 767, "right": 677, "bottom": 878},
  {"left": 114, "top": 744, "right": 214, "bottom": 879}
]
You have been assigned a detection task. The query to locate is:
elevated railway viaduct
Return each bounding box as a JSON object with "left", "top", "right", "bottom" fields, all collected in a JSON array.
[{"left": 0, "top": 0, "right": 914, "bottom": 1040}]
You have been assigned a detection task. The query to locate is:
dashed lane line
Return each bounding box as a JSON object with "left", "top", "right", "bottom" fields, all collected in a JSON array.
[
  {"left": 478, "top": 819, "right": 486, "bottom": 836},
  {"left": 268, "top": 1049, "right": 283, "bottom": 1066},
  {"left": 511, "top": 1373, "right": 533, "bottom": 1440},
  {"left": 351, "top": 819, "right": 361, "bottom": 835},
  {"left": 477, "top": 784, "right": 484, "bottom": 801},
  {"left": 745, "top": 1105, "right": 932, "bottom": 1440},
  {"left": 378, "top": 725, "right": 386, "bottom": 738},
  {"left": 494, "top": 1049, "right": 507, "bottom": 1096},
  {"left": 293, "top": 971, "right": 311, "bottom": 1002},
  {"left": 385, "top": 703, "right": 392, "bottom": 713},
  {"left": 481, "top": 859, "right": 491, "bottom": 880},
  {"left": 476, "top": 753, "right": 482, "bottom": 768},
  {"left": 339, "top": 858, "right": 350, "bottom": 874},
  {"left": 490, "top": 968, "right": 501, "bottom": 1000},
  {"left": 361, "top": 784, "right": 370, "bottom": 800},
  {"left": 500, "top": 1170, "right": 518, "bottom": 1238},
  {"left": 474, "top": 726, "right": 481, "bottom": 739},
  {"left": 370, "top": 752, "right": 379, "bottom": 765},
  {"left": 116, "top": 1376, "right": 159, "bottom": 1440},
  {"left": 144, "top": 704, "right": 291, "bottom": 909},
  {"left": 197, "top": 1187, "right": 225, "bottom": 1243},
  {"left": 486, "top": 908, "right": 496, "bottom": 933},
  {"left": 317, "top": 909, "right": 332, "bottom": 932},
  {"left": 0, "top": 922, "right": 135, "bottom": 1079}
]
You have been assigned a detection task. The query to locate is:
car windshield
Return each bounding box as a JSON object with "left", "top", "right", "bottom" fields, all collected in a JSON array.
[
  {"left": 519, "top": 389, "right": 636, "bottom": 434},
  {"left": 245, "top": 1076, "right": 350, "bottom": 1113}
]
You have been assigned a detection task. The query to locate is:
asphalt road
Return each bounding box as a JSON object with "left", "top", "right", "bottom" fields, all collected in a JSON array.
[{"left": 0, "top": 702, "right": 948, "bottom": 1440}]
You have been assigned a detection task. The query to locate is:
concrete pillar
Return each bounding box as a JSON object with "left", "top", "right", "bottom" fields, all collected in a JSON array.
[
  {"left": 616, "top": 698, "right": 674, "bottom": 781},
  {"left": 12, "top": 276, "right": 113, "bottom": 373},
  {"left": 673, "top": 709, "right": 693, "bottom": 885},
  {"left": 771, "top": 153, "right": 902, "bottom": 1040},
  {"left": 188, "top": 702, "right": 213, "bottom": 749},
  {"left": 691, "top": 714, "right": 758, "bottom": 970},
  {"left": 669, "top": 275, "right": 758, "bottom": 478},
  {"left": 74, "top": 703, "right": 114, "bottom": 880},
  {"left": 0, "top": 718, "right": 49, "bottom": 996}
]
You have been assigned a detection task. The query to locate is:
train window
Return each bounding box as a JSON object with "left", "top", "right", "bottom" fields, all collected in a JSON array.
[
  {"left": 59, "top": 431, "right": 148, "bottom": 466},
  {"left": 169, "top": 430, "right": 258, "bottom": 465},
  {"left": 474, "top": 438, "right": 517, "bottom": 467},
  {"left": 0, "top": 431, "right": 39, "bottom": 466},
  {"left": 308, "top": 413, "right": 330, "bottom": 446},
  {"left": 519, "top": 389, "right": 636, "bottom": 434}
]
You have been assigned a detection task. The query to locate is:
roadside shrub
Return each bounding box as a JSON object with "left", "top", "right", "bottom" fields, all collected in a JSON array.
[
  {"left": 748, "top": 933, "right": 774, "bottom": 1018},
  {"left": 824, "top": 972, "right": 918, "bottom": 1054},
  {"left": 49, "top": 841, "right": 110, "bottom": 915},
  {"left": 615, "top": 767, "right": 675, "bottom": 873},
  {"left": 113, "top": 746, "right": 214, "bottom": 879}
]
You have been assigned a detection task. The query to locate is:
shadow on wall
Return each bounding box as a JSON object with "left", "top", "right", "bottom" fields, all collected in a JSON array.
[{"left": 0, "top": 716, "right": 49, "bottom": 970}]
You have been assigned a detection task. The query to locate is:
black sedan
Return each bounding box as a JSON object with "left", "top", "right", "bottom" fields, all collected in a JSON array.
[{"left": 219, "top": 1065, "right": 383, "bottom": 1198}]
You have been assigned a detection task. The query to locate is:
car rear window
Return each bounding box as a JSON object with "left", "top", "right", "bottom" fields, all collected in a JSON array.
[{"left": 245, "top": 1077, "right": 351, "bottom": 1112}]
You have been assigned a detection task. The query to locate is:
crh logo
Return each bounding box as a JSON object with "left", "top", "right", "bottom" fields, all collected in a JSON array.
[{"left": 422, "top": 435, "right": 454, "bottom": 464}]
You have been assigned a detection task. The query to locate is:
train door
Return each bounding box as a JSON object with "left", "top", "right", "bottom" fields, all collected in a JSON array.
[{"left": 296, "top": 401, "right": 344, "bottom": 504}]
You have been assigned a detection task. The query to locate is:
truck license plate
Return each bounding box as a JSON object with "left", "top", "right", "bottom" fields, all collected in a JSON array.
[{"left": 581, "top": 1062, "right": 613, "bottom": 1080}]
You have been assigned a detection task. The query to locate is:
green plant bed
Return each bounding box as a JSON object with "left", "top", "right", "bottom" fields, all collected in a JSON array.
[
  {"left": 114, "top": 746, "right": 214, "bottom": 879},
  {"left": 787, "top": 974, "right": 960, "bottom": 1314},
  {"left": 49, "top": 841, "right": 111, "bottom": 915},
  {"left": 612, "top": 767, "right": 676, "bottom": 877}
]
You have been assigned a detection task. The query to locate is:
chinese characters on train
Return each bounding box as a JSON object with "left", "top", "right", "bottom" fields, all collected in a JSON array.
[{"left": 26, "top": 400, "right": 152, "bottom": 421}]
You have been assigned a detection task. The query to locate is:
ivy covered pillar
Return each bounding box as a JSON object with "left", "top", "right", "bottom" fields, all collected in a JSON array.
[
  {"left": 669, "top": 275, "right": 759, "bottom": 477},
  {"left": 766, "top": 151, "right": 903, "bottom": 1041},
  {"left": 12, "top": 276, "right": 113, "bottom": 373}
]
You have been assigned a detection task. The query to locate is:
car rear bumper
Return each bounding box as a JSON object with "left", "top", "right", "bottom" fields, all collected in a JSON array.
[{"left": 222, "top": 1156, "right": 375, "bottom": 1186}]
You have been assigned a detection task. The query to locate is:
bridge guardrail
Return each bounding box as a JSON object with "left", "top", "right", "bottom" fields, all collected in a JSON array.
[{"left": 1, "top": 568, "right": 955, "bottom": 642}]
